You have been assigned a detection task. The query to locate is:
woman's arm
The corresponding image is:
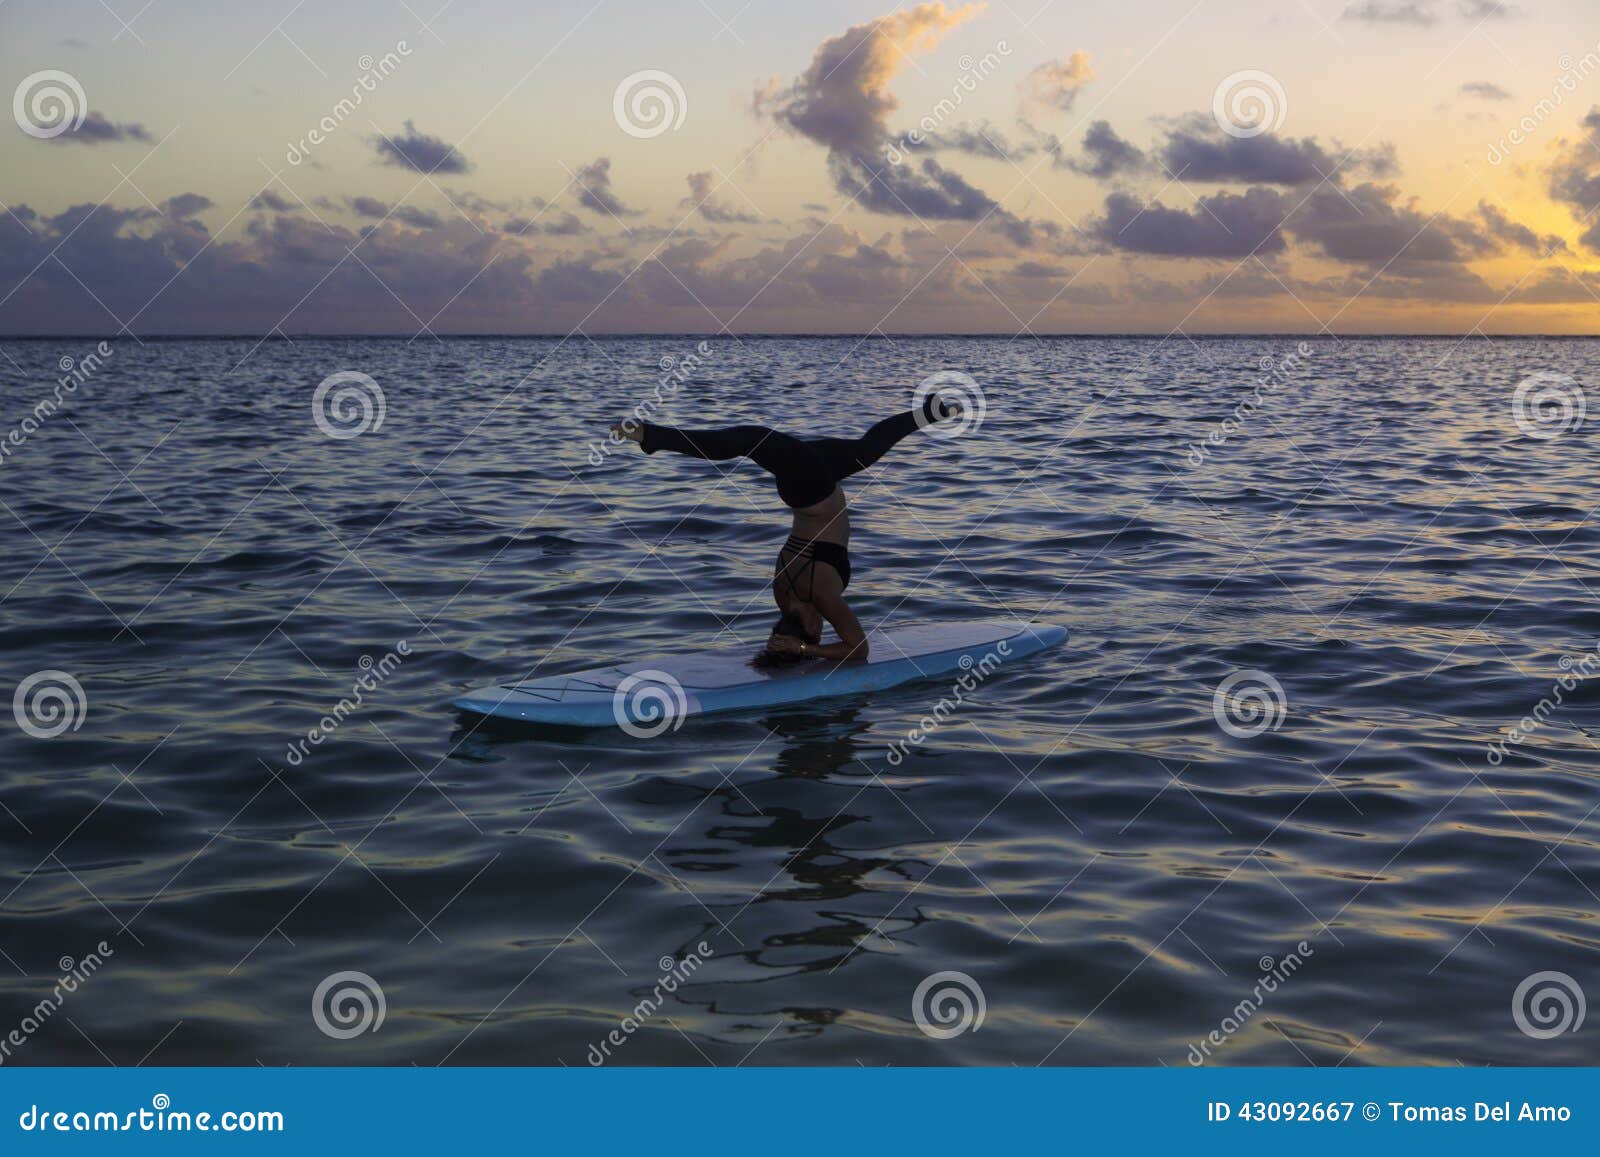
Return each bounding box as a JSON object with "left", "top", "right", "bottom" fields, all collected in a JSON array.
[{"left": 769, "top": 591, "right": 868, "bottom": 661}]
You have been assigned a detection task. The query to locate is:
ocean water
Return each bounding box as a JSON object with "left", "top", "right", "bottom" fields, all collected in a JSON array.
[{"left": 0, "top": 334, "right": 1596, "bottom": 1067}]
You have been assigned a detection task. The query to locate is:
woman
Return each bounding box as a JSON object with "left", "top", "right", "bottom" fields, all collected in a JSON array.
[{"left": 611, "top": 393, "right": 958, "bottom": 663}]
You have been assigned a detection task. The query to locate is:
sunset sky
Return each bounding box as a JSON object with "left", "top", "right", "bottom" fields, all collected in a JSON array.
[{"left": 3, "top": 0, "right": 1600, "bottom": 334}]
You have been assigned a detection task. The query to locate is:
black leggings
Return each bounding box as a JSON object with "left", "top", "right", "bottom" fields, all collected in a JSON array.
[{"left": 639, "top": 409, "right": 925, "bottom": 508}]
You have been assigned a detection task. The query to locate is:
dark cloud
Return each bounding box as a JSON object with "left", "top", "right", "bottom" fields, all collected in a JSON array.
[
  {"left": 1095, "top": 188, "right": 1290, "bottom": 257},
  {"left": 373, "top": 119, "right": 470, "bottom": 174},
  {"left": 1066, "top": 121, "right": 1149, "bottom": 180},
  {"left": 573, "top": 157, "right": 637, "bottom": 218},
  {"left": 1547, "top": 109, "right": 1600, "bottom": 250},
  {"left": 504, "top": 211, "right": 587, "bottom": 236},
  {"left": 760, "top": 4, "right": 1026, "bottom": 229},
  {"left": 44, "top": 110, "right": 154, "bottom": 144},
  {"left": 683, "top": 171, "right": 762, "bottom": 224},
  {"left": 1285, "top": 182, "right": 1497, "bottom": 267},
  {"left": 163, "top": 193, "right": 213, "bottom": 220},
  {"left": 250, "top": 190, "right": 298, "bottom": 212},
  {"left": 1460, "top": 80, "right": 1512, "bottom": 100},
  {"left": 1477, "top": 201, "right": 1566, "bottom": 255}
]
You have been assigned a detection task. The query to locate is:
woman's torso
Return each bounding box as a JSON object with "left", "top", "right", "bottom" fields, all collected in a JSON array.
[{"left": 789, "top": 486, "right": 848, "bottom": 545}]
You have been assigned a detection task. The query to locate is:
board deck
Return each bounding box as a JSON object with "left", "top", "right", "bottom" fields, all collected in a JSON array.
[{"left": 453, "top": 620, "right": 1067, "bottom": 729}]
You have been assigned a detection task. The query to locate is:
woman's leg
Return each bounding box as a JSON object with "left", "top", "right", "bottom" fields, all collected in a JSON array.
[{"left": 640, "top": 423, "right": 832, "bottom": 507}]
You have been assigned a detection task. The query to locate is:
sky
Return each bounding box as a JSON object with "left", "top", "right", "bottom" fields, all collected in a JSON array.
[{"left": 3, "top": 0, "right": 1600, "bottom": 334}]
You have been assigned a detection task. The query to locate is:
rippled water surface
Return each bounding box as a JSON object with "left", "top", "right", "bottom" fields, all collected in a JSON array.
[{"left": 1, "top": 335, "right": 1597, "bottom": 1067}]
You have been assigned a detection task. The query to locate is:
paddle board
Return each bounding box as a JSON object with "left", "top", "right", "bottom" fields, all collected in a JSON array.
[{"left": 453, "top": 619, "right": 1066, "bottom": 730}]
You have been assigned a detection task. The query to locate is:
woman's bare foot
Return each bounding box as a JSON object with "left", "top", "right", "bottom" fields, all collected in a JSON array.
[{"left": 611, "top": 420, "right": 644, "bottom": 444}]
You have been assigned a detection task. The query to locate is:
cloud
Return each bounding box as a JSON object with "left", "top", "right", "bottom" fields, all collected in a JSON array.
[
  {"left": 1476, "top": 201, "right": 1566, "bottom": 255},
  {"left": 1285, "top": 182, "right": 1497, "bottom": 268},
  {"left": 1158, "top": 124, "right": 1396, "bottom": 185},
  {"left": 163, "top": 193, "right": 213, "bottom": 220},
  {"left": 1342, "top": 2, "right": 1437, "bottom": 26},
  {"left": 345, "top": 196, "right": 441, "bottom": 228},
  {"left": 1061, "top": 120, "right": 1148, "bottom": 179},
  {"left": 1094, "top": 188, "right": 1290, "bottom": 257},
  {"left": 250, "top": 190, "right": 298, "bottom": 212},
  {"left": 43, "top": 110, "right": 154, "bottom": 144},
  {"left": 504, "top": 210, "right": 587, "bottom": 236},
  {"left": 1022, "top": 51, "right": 1094, "bottom": 113},
  {"left": 1460, "top": 80, "right": 1512, "bottom": 100},
  {"left": 373, "top": 119, "right": 471, "bottom": 174},
  {"left": 573, "top": 157, "right": 637, "bottom": 218},
  {"left": 1457, "top": 0, "right": 1520, "bottom": 19},
  {"left": 683, "top": 171, "right": 762, "bottom": 224},
  {"left": 1546, "top": 109, "right": 1600, "bottom": 250},
  {"left": 760, "top": 3, "right": 1025, "bottom": 227}
]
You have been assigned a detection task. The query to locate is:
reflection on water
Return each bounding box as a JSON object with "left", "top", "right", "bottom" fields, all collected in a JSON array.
[{"left": 0, "top": 335, "right": 1597, "bottom": 1067}]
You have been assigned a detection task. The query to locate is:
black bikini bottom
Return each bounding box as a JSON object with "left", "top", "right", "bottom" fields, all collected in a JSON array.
[{"left": 778, "top": 535, "right": 851, "bottom": 591}]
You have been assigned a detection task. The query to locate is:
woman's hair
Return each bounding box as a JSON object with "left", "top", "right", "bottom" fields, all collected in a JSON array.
[{"left": 771, "top": 610, "right": 821, "bottom": 644}]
